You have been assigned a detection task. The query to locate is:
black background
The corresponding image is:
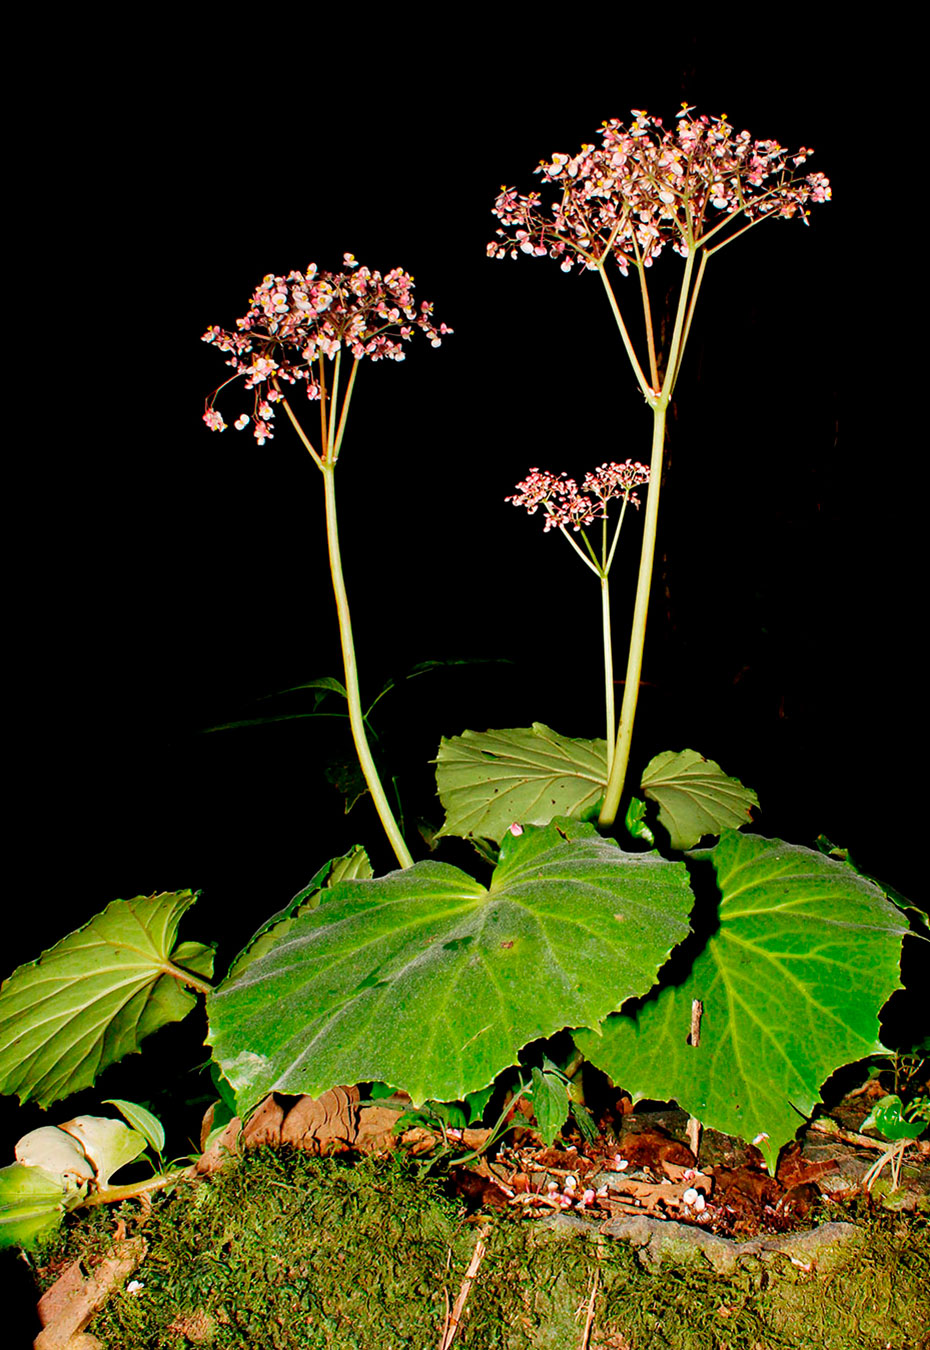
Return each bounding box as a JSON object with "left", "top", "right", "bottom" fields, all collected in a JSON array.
[
  {"left": 3, "top": 22, "right": 926, "bottom": 1334},
  {"left": 4, "top": 27, "right": 924, "bottom": 1157}
]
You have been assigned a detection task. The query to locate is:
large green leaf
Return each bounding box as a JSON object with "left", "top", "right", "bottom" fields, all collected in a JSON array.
[
  {"left": 435, "top": 724, "right": 608, "bottom": 844},
  {"left": 0, "top": 1164, "right": 70, "bottom": 1251},
  {"left": 207, "top": 819, "right": 694, "bottom": 1114},
  {"left": 640, "top": 750, "right": 758, "bottom": 849},
  {"left": 226, "top": 847, "right": 373, "bottom": 981},
  {"left": 577, "top": 832, "right": 909, "bottom": 1171},
  {"left": 0, "top": 891, "right": 214, "bottom": 1109}
]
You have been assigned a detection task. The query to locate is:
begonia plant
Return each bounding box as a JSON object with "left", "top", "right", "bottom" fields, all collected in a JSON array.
[{"left": 1, "top": 110, "right": 925, "bottom": 1234}]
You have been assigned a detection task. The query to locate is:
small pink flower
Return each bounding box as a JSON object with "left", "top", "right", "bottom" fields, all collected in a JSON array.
[{"left": 202, "top": 407, "right": 226, "bottom": 432}]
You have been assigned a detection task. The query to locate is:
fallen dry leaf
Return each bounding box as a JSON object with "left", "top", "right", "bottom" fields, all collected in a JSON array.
[
  {"left": 777, "top": 1182, "right": 819, "bottom": 1218},
  {"left": 281, "top": 1087, "right": 360, "bottom": 1153},
  {"left": 449, "top": 1169, "right": 511, "bottom": 1210},
  {"left": 241, "top": 1095, "right": 286, "bottom": 1147},
  {"left": 613, "top": 1128, "right": 694, "bottom": 1168},
  {"left": 776, "top": 1143, "right": 839, "bottom": 1191},
  {"left": 193, "top": 1117, "right": 242, "bottom": 1177},
  {"left": 709, "top": 1166, "right": 781, "bottom": 1207},
  {"left": 399, "top": 1127, "right": 444, "bottom": 1156},
  {"left": 354, "top": 1104, "right": 402, "bottom": 1153},
  {"left": 533, "top": 1148, "right": 596, "bottom": 1174}
]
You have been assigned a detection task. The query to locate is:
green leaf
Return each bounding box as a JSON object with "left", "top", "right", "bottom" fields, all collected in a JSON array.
[
  {"left": 207, "top": 818, "right": 694, "bottom": 1114},
  {"left": 861, "top": 1094, "right": 926, "bottom": 1141},
  {"left": 624, "top": 796, "right": 655, "bottom": 845},
  {"left": 436, "top": 724, "right": 608, "bottom": 844},
  {"left": 577, "top": 832, "right": 909, "bottom": 1172},
  {"left": 102, "top": 1100, "right": 166, "bottom": 1158},
  {"left": 203, "top": 677, "right": 352, "bottom": 734},
  {"left": 464, "top": 1080, "right": 496, "bottom": 1126},
  {"left": 640, "top": 750, "right": 758, "bottom": 849},
  {"left": 0, "top": 891, "right": 213, "bottom": 1109},
  {"left": 210, "top": 1061, "right": 239, "bottom": 1114},
  {"left": 0, "top": 1164, "right": 69, "bottom": 1251},
  {"left": 816, "top": 839, "right": 930, "bottom": 940},
  {"left": 226, "top": 847, "right": 372, "bottom": 981},
  {"left": 530, "top": 1066, "right": 570, "bottom": 1146},
  {"left": 202, "top": 711, "right": 346, "bottom": 732},
  {"left": 406, "top": 657, "right": 513, "bottom": 680},
  {"left": 426, "top": 1100, "right": 467, "bottom": 1131},
  {"left": 271, "top": 676, "right": 348, "bottom": 699}
]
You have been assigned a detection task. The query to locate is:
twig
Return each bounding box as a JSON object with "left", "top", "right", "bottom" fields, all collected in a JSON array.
[
  {"left": 685, "top": 1000, "right": 703, "bottom": 1160},
  {"left": 688, "top": 999, "right": 703, "bottom": 1047},
  {"left": 579, "top": 1269, "right": 599, "bottom": 1350},
  {"left": 808, "top": 1120, "right": 903, "bottom": 1152},
  {"left": 686, "top": 1117, "right": 701, "bottom": 1160},
  {"left": 439, "top": 1225, "right": 489, "bottom": 1350}
]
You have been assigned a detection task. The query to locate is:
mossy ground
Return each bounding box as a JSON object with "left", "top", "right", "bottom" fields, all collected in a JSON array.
[{"left": 30, "top": 1148, "right": 930, "bottom": 1349}]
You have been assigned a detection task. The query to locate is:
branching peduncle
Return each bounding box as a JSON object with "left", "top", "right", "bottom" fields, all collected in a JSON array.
[
  {"left": 597, "top": 265, "right": 652, "bottom": 399},
  {"left": 558, "top": 525, "right": 601, "bottom": 576}
]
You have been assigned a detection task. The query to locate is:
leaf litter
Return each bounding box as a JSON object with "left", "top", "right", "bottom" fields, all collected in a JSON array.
[{"left": 28, "top": 1072, "right": 929, "bottom": 1349}]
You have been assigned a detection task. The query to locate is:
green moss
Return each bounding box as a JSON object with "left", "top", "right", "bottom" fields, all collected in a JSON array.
[{"left": 33, "top": 1151, "right": 930, "bottom": 1349}]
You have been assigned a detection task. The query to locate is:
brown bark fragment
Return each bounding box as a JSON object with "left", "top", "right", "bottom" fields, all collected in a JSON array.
[{"left": 34, "top": 1237, "right": 146, "bottom": 1350}]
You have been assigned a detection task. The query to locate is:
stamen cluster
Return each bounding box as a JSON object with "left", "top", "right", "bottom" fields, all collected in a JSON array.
[
  {"left": 489, "top": 107, "right": 831, "bottom": 276},
  {"left": 507, "top": 461, "right": 650, "bottom": 532},
  {"left": 202, "top": 254, "right": 451, "bottom": 441}
]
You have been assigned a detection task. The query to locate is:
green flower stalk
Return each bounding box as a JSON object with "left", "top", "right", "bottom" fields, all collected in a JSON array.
[
  {"left": 492, "top": 107, "right": 831, "bottom": 823},
  {"left": 506, "top": 460, "right": 650, "bottom": 774},
  {"left": 202, "top": 255, "right": 452, "bottom": 868}
]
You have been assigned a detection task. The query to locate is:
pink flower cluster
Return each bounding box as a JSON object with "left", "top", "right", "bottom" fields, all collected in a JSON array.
[
  {"left": 202, "top": 254, "right": 451, "bottom": 442},
  {"left": 489, "top": 108, "right": 831, "bottom": 276},
  {"left": 507, "top": 461, "right": 650, "bottom": 532}
]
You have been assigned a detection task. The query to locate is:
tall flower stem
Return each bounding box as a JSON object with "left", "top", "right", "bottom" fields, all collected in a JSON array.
[
  {"left": 600, "top": 573, "right": 615, "bottom": 775},
  {"left": 598, "top": 400, "right": 666, "bottom": 823},
  {"left": 598, "top": 249, "right": 694, "bottom": 825},
  {"left": 281, "top": 386, "right": 413, "bottom": 870},
  {"left": 322, "top": 462, "right": 413, "bottom": 868}
]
